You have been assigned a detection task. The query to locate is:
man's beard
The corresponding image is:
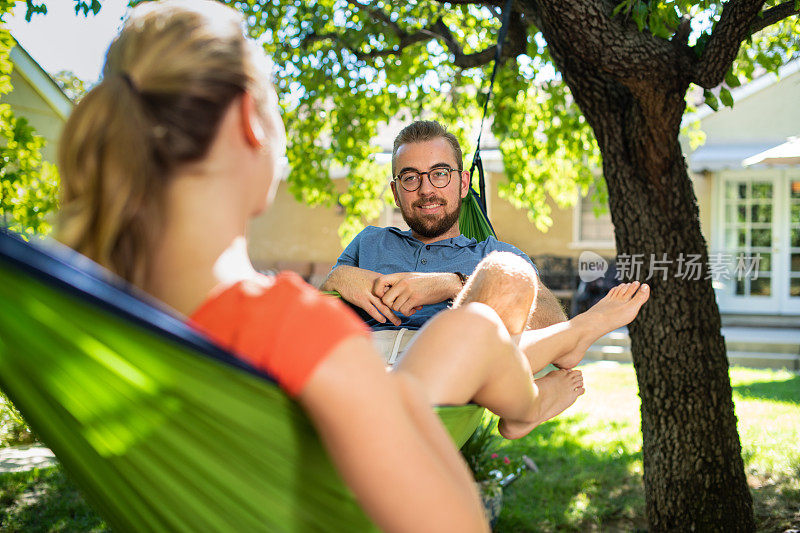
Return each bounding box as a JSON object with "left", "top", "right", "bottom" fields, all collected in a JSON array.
[{"left": 400, "top": 194, "right": 462, "bottom": 240}]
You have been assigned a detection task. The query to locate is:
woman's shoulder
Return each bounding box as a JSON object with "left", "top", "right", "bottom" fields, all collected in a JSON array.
[
  {"left": 189, "top": 269, "right": 369, "bottom": 397},
  {"left": 191, "top": 271, "right": 318, "bottom": 319}
]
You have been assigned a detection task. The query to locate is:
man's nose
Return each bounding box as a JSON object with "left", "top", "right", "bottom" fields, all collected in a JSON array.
[{"left": 417, "top": 173, "right": 436, "bottom": 195}]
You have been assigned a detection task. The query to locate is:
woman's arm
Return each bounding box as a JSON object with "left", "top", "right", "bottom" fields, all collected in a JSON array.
[{"left": 299, "top": 335, "right": 488, "bottom": 533}]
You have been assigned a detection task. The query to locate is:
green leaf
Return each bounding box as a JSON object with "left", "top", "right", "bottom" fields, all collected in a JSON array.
[
  {"left": 703, "top": 89, "right": 720, "bottom": 112},
  {"left": 612, "top": 1, "right": 629, "bottom": 18},
  {"left": 719, "top": 87, "right": 734, "bottom": 108},
  {"left": 724, "top": 69, "right": 741, "bottom": 88},
  {"left": 632, "top": 2, "right": 647, "bottom": 32}
]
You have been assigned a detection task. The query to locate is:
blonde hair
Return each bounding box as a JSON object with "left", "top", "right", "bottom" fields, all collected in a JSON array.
[{"left": 58, "top": 0, "right": 273, "bottom": 286}]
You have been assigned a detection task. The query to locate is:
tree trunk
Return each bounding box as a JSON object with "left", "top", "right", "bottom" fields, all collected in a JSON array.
[
  {"left": 599, "top": 97, "right": 755, "bottom": 532},
  {"left": 535, "top": 21, "right": 756, "bottom": 532}
]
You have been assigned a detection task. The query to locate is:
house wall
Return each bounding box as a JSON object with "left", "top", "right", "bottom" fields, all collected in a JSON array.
[
  {"left": 3, "top": 68, "right": 64, "bottom": 163},
  {"left": 248, "top": 180, "right": 346, "bottom": 274},
  {"left": 488, "top": 171, "right": 591, "bottom": 259},
  {"left": 693, "top": 173, "right": 714, "bottom": 243},
  {"left": 699, "top": 68, "right": 800, "bottom": 143}
]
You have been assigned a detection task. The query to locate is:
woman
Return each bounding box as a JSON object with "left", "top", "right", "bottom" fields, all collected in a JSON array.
[{"left": 57, "top": 1, "right": 649, "bottom": 530}]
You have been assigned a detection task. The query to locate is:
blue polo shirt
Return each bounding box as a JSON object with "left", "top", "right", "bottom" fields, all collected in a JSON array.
[{"left": 335, "top": 226, "right": 537, "bottom": 331}]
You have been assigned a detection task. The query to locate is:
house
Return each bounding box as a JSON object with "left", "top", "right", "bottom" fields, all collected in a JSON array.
[
  {"left": 685, "top": 59, "right": 800, "bottom": 321},
  {"left": 248, "top": 61, "right": 799, "bottom": 368},
  {"left": 2, "top": 36, "right": 72, "bottom": 164},
  {"left": 249, "top": 62, "right": 799, "bottom": 323}
]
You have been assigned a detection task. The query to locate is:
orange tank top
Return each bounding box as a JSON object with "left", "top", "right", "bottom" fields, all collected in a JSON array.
[{"left": 189, "top": 271, "right": 368, "bottom": 397}]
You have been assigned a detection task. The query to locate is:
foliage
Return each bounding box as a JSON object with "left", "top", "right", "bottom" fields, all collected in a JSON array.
[
  {"left": 0, "top": 391, "right": 35, "bottom": 447},
  {"left": 0, "top": 3, "right": 59, "bottom": 237},
  {"left": 0, "top": 2, "right": 57, "bottom": 448},
  {"left": 219, "top": 0, "right": 799, "bottom": 243},
  {"left": 16, "top": 0, "right": 102, "bottom": 21},
  {"left": 53, "top": 69, "right": 90, "bottom": 102},
  {"left": 461, "top": 414, "right": 521, "bottom": 483}
]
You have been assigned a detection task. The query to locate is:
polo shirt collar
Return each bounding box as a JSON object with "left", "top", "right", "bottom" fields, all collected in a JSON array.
[{"left": 387, "top": 227, "right": 477, "bottom": 248}]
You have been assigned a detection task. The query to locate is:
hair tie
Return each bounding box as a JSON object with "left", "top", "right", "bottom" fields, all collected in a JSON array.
[{"left": 121, "top": 73, "right": 139, "bottom": 94}]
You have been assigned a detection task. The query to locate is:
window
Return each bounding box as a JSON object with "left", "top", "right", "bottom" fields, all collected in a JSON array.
[{"left": 574, "top": 186, "right": 615, "bottom": 246}]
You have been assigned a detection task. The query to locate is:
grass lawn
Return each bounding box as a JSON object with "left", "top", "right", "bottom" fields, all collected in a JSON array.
[
  {"left": 1, "top": 363, "right": 797, "bottom": 531},
  {"left": 495, "top": 363, "right": 800, "bottom": 532},
  {"left": 0, "top": 467, "right": 107, "bottom": 532}
]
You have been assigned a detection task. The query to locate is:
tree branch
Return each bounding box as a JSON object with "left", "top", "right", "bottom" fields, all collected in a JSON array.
[
  {"left": 347, "top": 1, "right": 403, "bottom": 35},
  {"left": 439, "top": 0, "right": 503, "bottom": 6},
  {"left": 301, "top": 30, "right": 430, "bottom": 61},
  {"left": 533, "top": 1, "right": 692, "bottom": 84},
  {"left": 430, "top": 7, "right": 529, "bottom": 68},
  {"left": 302, "top": 4, "right": 527, "bottom": 70},
  {"left": 750, "top": 0, "right": 800, "bottom": 34},
  {"left": 692, "top": 0, "right": 767, "bottom": 88}
]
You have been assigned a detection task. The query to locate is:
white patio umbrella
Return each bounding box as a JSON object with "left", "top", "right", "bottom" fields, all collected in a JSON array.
[{"left": 742, "top": 137, "right": 800, "bottom": 166}]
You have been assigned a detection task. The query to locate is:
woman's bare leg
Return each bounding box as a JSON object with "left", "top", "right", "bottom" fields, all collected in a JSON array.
[
  {"left": 394, "top": 303, "right": 584, "bottom": 439},
  {"left": 394, "top": 250, "right": 651, "bottom": 439},
  {"left": 455, "top": 252, "right": 651, "bottom": 372},
  {"left": 517, "top": 281, "right": 651, "bottom": 369}
]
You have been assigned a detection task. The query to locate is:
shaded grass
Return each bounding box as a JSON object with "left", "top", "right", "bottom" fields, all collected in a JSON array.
[
  {"left": 494, "top": 363, "right": 800, "bottom": 532},
  {"left": 0, "top": 467, "right": 107, "bottom": 532}
]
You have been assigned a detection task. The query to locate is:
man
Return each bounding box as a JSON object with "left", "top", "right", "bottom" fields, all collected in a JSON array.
[{"left": 321, "top": 120, "right": 566, "bottom": 363}]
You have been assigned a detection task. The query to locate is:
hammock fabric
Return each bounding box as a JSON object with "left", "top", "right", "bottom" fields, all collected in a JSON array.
[
  {"left": 0, "top": 230, "right": 484, "bottom": 532},
  {"left": 458, "top": 189, "right": 496, "bottom": 243}
]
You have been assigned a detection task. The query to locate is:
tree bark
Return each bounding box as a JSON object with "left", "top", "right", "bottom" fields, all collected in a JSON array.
[{"left": 529, "top": 3, "right": 756, "bottom": 530}]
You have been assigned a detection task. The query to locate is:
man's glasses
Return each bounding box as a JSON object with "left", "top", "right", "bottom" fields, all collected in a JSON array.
[{"left": 394, "top": 166, "right": 459, "bottom": 192}]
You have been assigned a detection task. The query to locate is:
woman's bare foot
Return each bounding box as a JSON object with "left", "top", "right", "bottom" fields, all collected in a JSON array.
[
  {"left": 497, "top": 369, "right": 585, "bottom": 439},
  {"left": 552, "top": 282, "right": 650, "bottom": 369}
]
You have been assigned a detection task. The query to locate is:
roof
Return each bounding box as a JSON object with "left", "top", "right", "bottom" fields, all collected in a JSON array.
[
  {"left": 683, "top": 58, "right": 800, "bottom": 125},
  {"left": 688, "top": 142, "right": 785, "bottom": 172},
  {"left": 8, "top": 36, "right": 73, "bottom": 120},
  {"left": 743, "top": 136, "right": 800, "bottom": 166}
]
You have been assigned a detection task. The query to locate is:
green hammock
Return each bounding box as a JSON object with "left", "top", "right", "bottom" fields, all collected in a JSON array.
[
  {"left": 0, "top": 231, "right": 484, "bottom": 532},
  {"left": 459, "top": 189, "right": 496, "bottom": 242}
]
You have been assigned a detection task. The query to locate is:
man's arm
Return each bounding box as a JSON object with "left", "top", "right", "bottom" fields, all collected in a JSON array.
[
  {"left": 321, "top": 266, "right": 402, "bottom": 326},
  {"left": 528, "top": 279, "right": 568, "bottom": 329}
]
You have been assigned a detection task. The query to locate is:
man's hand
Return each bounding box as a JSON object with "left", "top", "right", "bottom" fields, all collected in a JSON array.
[
  {"left": 372, "top": 272, "right": 462, "bottom": 317},
  {"left": 321, "top": 266, "right": 402, "bottom": 326}
]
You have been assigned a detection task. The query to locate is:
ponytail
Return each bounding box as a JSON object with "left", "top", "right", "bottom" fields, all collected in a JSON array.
[
  {"left": 58, "top": 74, "right": 164, "bottom": 286},
  {"left": 57, "top": 0, "right": 269, "bottom": 286}
]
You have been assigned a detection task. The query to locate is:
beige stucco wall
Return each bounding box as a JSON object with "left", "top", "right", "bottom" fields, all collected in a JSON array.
[
  {"left": 487, "top": 171, "right": 617, "bottom": 259},
  {"left": 699, "top": 68, "right": 800, "bottom": 143},
  {"left": 250, "top": 170, "right": 623, "bottom": 271},
  {"left": 247, "top": 179, "right": 347, "bottom": 271},
  {"left": 692, "top": 172, "right": 714, "bottom": 244},
  {"left": 488, "top": 172, "right": 575, "bottom": 259},
  {"left": 2, "top": 68, "right": 65, "bottom": 163}
]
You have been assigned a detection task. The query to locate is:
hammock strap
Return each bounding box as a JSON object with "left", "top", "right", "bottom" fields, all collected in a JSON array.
[{"left": 468, "top": 0, "right": 514, "bottom": 230}]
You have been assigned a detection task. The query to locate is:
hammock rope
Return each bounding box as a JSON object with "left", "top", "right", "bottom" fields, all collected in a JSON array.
[{"left": 463, "top": 0, "right": 514, "bottom": 239}]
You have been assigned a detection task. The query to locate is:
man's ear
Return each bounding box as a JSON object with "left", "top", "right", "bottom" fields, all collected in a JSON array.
[
  {"left": 240, "top": 92, "right": 266, "bottom": 148},
  {"left": 460, "top": 170, "right": 470, "bottom": 199},
  {"left": 390, "top": 179, "right": 401, "bottom": 207}
]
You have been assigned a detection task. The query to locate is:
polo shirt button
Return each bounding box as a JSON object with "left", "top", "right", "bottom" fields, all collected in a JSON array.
[
  {"left": 421, "top": 259, "right": 427, "bottom": 265},
  {"left": 426, "top": 245, "right": 431, "bottom": 250}
]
